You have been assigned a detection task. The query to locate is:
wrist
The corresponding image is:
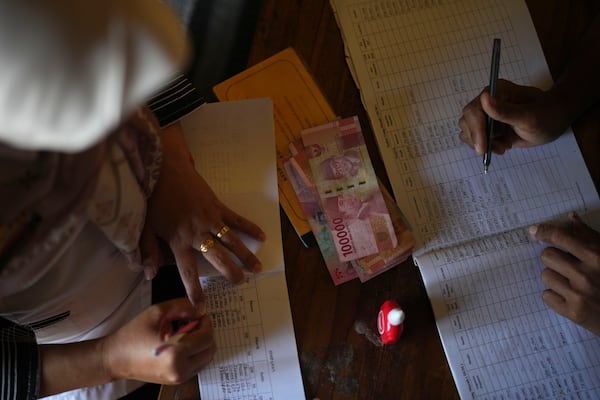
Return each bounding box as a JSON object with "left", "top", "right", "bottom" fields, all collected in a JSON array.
[
  {"left": 159, "top": 123, "right": 195, "bottom": 171},
  {"left": 98, "top": 335, "right": 121, "bottom": 382},
  {"left": 39, "top": 338, "right": 114, "bottom": 397},
  {"left": 546, "top": 83, "right": 582, "bottom": 127}
]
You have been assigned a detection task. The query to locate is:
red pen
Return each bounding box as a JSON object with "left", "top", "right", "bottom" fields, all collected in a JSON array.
[{"left": 154, "top": 319, "right": 200, "bottom": 356}]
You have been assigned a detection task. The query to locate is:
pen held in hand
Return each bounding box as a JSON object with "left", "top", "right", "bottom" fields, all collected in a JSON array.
[
  {"left": 483, "top": 38, "right": 501, "bottom": 174},
  {"left": 154, "top": 319, "right": 201, "bottom": 356}
]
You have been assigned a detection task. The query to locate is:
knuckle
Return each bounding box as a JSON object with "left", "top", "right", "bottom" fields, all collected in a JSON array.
[
  {"left": 539, "top": 268, "right": 552, "bottom": 285},
  {"left": 567, "top": 296, "right": 590, "bottom": 324},
  {"left": 462, "top": 105, "right": 477, "bottom": 120},
  {"left": 165, "top": 370, "right": 187, "bottom": 385},
  {"left": 588, "top": 251, "right": 600, "bottom": 269},
  {"left": 537, "top": 224, "right": 566, "bottom": 245},
  {"left": 540, "top": 246, "right": 557, "bottom": 262},
  {"left": 573, "top": 271, "right": 595, "bottom": 295},
  {"left": 211, "top": 249, "right": 230, "bottom": 267}
]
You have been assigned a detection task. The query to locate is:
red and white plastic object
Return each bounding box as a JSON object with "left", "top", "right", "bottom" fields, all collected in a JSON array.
[{"left": 377, "top": 300, "right": 405, "bottom": 344}]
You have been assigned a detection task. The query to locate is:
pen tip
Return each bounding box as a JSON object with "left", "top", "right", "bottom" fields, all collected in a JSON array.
[{"left": 484, "top": 166, "right": 488, "bottom": 174}]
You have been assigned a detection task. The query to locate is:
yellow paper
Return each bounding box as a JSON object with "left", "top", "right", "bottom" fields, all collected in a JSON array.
[{"left": 214, "top": 47, "right": 336, "bottom": 241}]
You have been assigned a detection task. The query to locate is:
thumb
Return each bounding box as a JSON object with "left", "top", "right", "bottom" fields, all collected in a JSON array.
[{"left": 481, "top": 91, "right": 528, "bottom": 127}]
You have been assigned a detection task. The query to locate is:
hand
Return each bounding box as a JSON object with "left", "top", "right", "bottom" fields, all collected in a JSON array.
[
  {"left": 458, "top": 79, "right": 570, "bottom": 155},
  {"left": 529, "top": 212, "right": 600, "bottom": 335},
  {"left": 144, "top": 123, "right": 266, "bottom": 306},
  {"left": 102, "top": 298, "right": 216, "bottom": 385}
]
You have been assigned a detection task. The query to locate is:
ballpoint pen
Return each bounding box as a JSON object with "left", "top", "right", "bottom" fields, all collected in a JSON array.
[{"left": 483, "top": 38, "right": 501, "bottom": 174}]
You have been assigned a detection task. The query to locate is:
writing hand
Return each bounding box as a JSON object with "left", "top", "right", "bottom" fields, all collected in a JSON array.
[
  {"left": 144, "top": 123, "right": 266, "bottom": 306},
  {"left": 103, "top": 298, "right": 216, "bottom": 385},
  {"left": 458, "top": 79, "right": 570, "bottom": 155},
  {"left": 529, "top": 212, "right": 600, "bottom": 335}
]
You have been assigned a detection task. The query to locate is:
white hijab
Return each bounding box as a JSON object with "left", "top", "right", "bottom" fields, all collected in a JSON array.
[{"left": 0, "top": 0, "right": 189, "bottom": 152}]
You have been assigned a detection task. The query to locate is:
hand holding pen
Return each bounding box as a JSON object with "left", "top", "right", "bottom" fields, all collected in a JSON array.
[
  {"left": 154, "top": 319, "right": 202, "bottom": 356},
  {"left": 101, "top": 298, "right": 216, "bottom": 386},
  {"left": 458, "top": 80, "right": 568, "bottom": 156}
]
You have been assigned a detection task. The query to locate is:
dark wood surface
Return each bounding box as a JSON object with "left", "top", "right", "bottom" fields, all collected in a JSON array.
[{"left": 164, "top": 1, "right": 600, "bottom": 399}]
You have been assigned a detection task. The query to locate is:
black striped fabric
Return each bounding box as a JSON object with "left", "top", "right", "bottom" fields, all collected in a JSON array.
[
  {"left": 147, "top": 74, "right": 205, "bottom": 127},
  {"left": 0, "top": 318, "right": 38, "bottom": 400}
]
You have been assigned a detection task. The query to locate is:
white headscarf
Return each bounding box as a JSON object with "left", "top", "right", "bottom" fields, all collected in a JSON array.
[{"left": 0, "top": 0, "right": 189, "bottom": 152}]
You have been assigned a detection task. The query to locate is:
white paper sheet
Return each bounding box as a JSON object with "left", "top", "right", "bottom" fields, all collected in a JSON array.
[
  {"left": 179, "top": 99, "right": 306, "bottom": 399},
  {"left": 330, "top": 0, "right": 600, "bottom": 398}
]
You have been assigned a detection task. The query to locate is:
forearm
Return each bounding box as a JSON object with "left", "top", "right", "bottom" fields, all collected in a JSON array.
[
  {"left": 548, "top": 13, "right": 600, "bottom": 125},
  {"left": 38, "top": 339, "right": 112, "bottom": 397},
  {"left": 160, "top": 122, "right": 190, "bottom": 159}
]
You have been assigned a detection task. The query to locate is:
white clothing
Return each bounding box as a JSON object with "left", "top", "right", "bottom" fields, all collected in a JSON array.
[
  {"left": 0, "top": 0, "right": 189, "bottom": 152},
  {"left": 0, "top": 222, "right": 152, "bottom": 400}
]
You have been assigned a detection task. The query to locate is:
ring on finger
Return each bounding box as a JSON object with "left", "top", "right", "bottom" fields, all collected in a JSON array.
[
  {"left": 199, "top": 238, "right": 215, "bottom": 253},
  {"left": 216, "top": 225, "right": 230, "bottom": 239}
]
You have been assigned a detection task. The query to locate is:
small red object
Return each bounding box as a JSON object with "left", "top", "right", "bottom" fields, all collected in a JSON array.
[{"left": 377, "top": 300, "right": 405, "bottom": 344}]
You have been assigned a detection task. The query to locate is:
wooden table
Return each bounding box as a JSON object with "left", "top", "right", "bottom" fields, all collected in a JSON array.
[{"left": 163, "top": 1, "right": 600, "bottom": 399}]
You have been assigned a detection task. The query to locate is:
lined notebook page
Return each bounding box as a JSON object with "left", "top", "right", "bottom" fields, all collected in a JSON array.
[
  {"left": 417, "top": 228, "right": 600, "bottom": 398},
  {"left": 331, "top": 0, "right": 599, "bottom": 254},
  {"left": 331, "top": 0, "right": 600, "bottom": 398}
]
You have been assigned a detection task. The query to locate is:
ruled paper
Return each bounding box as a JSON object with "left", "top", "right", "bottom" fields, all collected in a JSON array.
[
  {"left": 330, "top": 0, "right": 600, "bottom": 398},
  {"left": 418, "top": 226, "right": 600, "bottom": 399},
  {"left": 180, "top": 99, "right": 306, "bottom": 399},
  {"left": 331, "top": 0, "right": 599, "bottom": 254}
]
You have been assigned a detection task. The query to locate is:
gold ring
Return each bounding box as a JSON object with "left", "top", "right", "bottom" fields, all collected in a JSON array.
[
  {"left": 199, "top": 238, "right": 215, "bottom": 253},
  {"left": 216, "top": 225, "right": 230, "bottom": 239}
]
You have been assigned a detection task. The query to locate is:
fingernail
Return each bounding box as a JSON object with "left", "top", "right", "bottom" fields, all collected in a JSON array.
[
  {"left": 258, "top": 231, "right": 266, "bottom": 241},
  {"left": 253, "top": 262, "right": 263, "bottom": 273},
  {"left": 195, "top": 302, "right": 206, "bottom": 317},
  {"left": 144, "top": 266, "right": 156, "bottom": 280},
  {"left": 528, "top": 225, "right": 538, "bottom": 237},
  {"left": 475, "top": 143, "right": 483, "bottom": 155}
]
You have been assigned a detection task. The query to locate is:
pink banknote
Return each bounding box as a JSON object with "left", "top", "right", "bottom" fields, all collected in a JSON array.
[
  {"left": 288, "top": 138, "right": 416, "bottom": 284},
  {"left": 352, "top": 183, "right": 416, "bottom": 281},
  {"left": 301, "top": 116, "right": 397, "bottom": 261},
  {"left": 284, "top": 154, "right": 358, "bottom": 285}
]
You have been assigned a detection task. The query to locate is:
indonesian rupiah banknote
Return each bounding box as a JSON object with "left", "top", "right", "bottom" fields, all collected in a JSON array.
[
  {"left": 286, "top": 136, "right": 415, "bottom": 284},
  {"left": 284, "top": 153, "right": 358, "bottom": 285},
  {"left": 301, "top": 116, "right": 397, "bottom": 262}
]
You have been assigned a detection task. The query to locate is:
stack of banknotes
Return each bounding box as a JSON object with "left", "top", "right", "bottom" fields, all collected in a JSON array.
[{"left": 284, "top": 116, "right": 415, "bottom": 285}]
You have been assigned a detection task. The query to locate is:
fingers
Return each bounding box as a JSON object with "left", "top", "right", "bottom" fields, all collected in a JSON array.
[
  {"left": 531, "top": 212, "right": 600, "bottom": 335},
  {"left": 459, "top": 93, "right": 487, "bottom": 154},
  {"left": 217, "top": 213, "right": 264, "bottom": 272},
  {"left": 223, "top": 208, "right": 266, "bottom": 242},
  {"left": 458, "top": 79, "right": 544, "bottom": 156},
  {"left": 541, "top": 289, "right": 569, "bottom": 318},
  {"left": 180, "top": 316, "right": 217, "bottom": 367},
  {"left": 171, "top": 316, "right": 217, "bottom": 382},
  {"left": 171, "top": 246, "right": 205, "bottom": 307},
  {"left": 529, "top": 212, "right": 600, "bottom": 266},
  {"left": 459, "top": 89, "right": 509, "bottom": 155},
  {"left": 197, "top": 233, "right": 245, "bottom": 284},
  {"left": 154, "top": 308, "right": 216, "bottom": 383},
  {"left": 196, "top": 208, "right": 266, "bottom": 284},
  {"left": 540, "top": 265, "right": 573, "bottom": 301},
  {"left": 215, "top": 229, "right": 262, "bottom": 273}
]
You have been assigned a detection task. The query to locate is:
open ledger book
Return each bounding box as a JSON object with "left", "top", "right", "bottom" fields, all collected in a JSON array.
[
  {"left": 179, "top": 99, "right": 305, "bottom": 399},
  {"left": 331, "top": 0, "right": 600, "bottom": 398}
]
